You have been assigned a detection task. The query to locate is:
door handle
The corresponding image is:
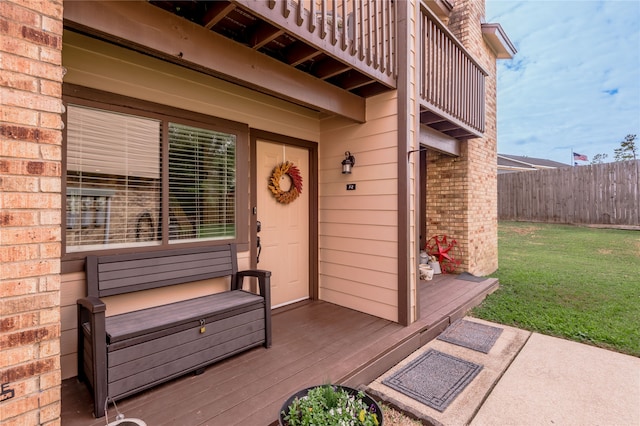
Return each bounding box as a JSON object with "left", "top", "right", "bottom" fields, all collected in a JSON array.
[{"left": 256, "top": 221, "right": 262, "bottom": 264}]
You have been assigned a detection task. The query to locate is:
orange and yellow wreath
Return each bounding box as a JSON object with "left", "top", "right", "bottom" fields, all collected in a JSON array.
[{"left": 268, "top": 161, "right": 303, "bottom": 204}]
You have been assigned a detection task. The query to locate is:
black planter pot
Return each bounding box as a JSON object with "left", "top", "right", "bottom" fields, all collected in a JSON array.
[{"left": 278, "top": 385, "right": 383, "bottom": 426}]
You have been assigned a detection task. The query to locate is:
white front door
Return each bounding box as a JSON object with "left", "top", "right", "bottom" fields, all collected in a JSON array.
[{"left": 257, "top": 140, "right": 309, "bottom": 308}]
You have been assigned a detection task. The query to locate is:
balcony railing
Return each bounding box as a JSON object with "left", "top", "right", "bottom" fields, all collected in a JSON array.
[
  {"left": 237, "top": 0, "right": 397, "bottom": 91},
  {"left": 420, "top": 7, "right": 487, "bottom": 139}
]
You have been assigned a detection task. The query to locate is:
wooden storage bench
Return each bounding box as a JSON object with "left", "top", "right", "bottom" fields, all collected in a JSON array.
[{"left": 77, "top": 244, "right": 271, "bottom": 418}]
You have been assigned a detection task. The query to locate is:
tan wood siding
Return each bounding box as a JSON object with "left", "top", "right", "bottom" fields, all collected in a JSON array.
[
  {"left": 320, "top": 209, "right": 397, "bottom": 225},
  {"left": 62, "top": 31, "right": 321, "bottom": 142},
  {"left": 319, "top": 235, "right": 396, "bottom": 257},
  {"left": 60, "top": 272, "right": 84, "bottom": 379},
  {"left": 322, "top": 249, "right": 397, "bottom": 274},
  {"left": 319, "top": 91, "right": 399, "bottom": 321}
]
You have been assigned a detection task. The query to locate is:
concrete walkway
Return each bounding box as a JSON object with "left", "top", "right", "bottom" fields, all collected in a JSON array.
[
  {"left": 472, "top": 332, "right": 640, "bottom": 426},
  {"left": 368, "top": 317, "right": 640, "bottom": 426}
]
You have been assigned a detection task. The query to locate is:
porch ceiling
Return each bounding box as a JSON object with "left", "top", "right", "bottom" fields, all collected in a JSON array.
[
  {"left": 420, "top": 107, "right": 483, "bottom": 140},
  {"left": 149, "top": 1, "right": 393, "bottom": 98},
  {"left": 63, "top": 0, "right": 367, "bottom": 122}
]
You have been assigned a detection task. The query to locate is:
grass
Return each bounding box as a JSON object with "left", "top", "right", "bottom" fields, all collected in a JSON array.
[{"left": 472, "top": 221, "right": 640, "bottom": 357}]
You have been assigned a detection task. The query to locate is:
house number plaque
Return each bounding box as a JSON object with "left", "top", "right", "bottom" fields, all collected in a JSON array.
[{"left": 1, "top": 383, "right": 15, "bottom": 402}]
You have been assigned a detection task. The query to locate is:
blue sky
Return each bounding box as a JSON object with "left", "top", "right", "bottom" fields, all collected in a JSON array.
[{"left": 486, "top": 0, "right": 640, "bottom": 164}]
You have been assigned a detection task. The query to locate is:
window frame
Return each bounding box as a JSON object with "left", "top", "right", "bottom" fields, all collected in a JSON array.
[{"left": 61, "top": 84, "right": 249, "bottom": 266}]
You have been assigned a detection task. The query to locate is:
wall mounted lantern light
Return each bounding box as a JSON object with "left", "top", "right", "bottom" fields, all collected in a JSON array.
[{"left": 341, "top": 151, "right": 356, "bottom": 174}]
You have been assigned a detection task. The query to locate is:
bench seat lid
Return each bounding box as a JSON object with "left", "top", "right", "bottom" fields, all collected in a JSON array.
[{"left": 105, "top": 290, "right": 263, "bottom": 343}]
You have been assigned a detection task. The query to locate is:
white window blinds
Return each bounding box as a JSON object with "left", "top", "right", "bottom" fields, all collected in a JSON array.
[
  {"left": 168, "top": 123, "right": 236, "bottom": 242},
  {"left": 65, "top": 104, "right": 239, "bottom": 253},
  {"left": 66, "top": 105, "right": 161, "bottom": 251}
]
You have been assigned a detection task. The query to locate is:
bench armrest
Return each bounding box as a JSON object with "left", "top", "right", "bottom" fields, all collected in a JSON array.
[
  {"left": 235, "top": 270, "right": 271, "bottom": 295},
  {"left": 77, "top": 296, "right": 106, "bottom": 314},
  {"left": 77, "top": 296, "right": 108, "bottom": 418},
  {"left": 235, "top": 269, "right": 272, "bottom": 309},
  {"left": 235, "top": 269, "right": 272, "bottom": 348},
  {"left": 236, "top": 269, "right": 271, "bottom": 278}
]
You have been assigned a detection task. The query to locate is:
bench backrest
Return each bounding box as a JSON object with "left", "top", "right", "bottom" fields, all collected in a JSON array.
[{"left": 86, "top": 245, "right": 239, "bottom": 298}]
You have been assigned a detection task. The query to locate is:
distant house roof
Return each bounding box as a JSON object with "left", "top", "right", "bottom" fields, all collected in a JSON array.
[{"left": 498, "top": 154, "right": 569, "bottom": 173}]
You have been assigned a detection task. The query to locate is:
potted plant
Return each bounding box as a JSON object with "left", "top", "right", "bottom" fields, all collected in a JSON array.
[{"left": 279, "top": 384, "right": 383, "bottom": 426}]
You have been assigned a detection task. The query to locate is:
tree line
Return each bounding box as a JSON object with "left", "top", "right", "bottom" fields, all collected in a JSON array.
[{"left": 591, "top": 134, "right": 637, "bottom": 164}]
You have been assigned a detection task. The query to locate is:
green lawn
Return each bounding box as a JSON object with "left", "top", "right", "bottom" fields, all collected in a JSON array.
[{"left": 472, "top": 221, "right": 640, "bottom": 357}]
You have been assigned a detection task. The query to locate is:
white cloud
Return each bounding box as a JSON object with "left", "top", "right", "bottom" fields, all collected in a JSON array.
[{"left": 487, "top": 0, "right": 640, "bottom": 163}]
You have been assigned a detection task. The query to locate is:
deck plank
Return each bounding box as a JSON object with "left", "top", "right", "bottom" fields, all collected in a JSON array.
[
  {"left": 61, "top": 274, "right": 498, "bottom": 426},
  {"left": 179, "top": 308, "right": 392, "bottom": 424}
]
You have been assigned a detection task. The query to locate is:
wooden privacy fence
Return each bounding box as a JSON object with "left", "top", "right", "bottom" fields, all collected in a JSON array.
[{"left": 498, "top": 160, "right": 640, "bottom": 226}]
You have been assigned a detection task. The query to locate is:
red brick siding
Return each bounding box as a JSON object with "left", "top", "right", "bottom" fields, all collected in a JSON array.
[{"left": 1, "top": 0, "right": 64, "bottom": 424}]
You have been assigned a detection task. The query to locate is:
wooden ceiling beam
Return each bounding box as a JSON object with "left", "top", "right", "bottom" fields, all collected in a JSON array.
[
  {"left": 420, "top": 102, "right": 483, "bottom": 139},
  {"left": 430, "top": 121, "right": 459, "bottom": 132},
  {"left": 314, "top": 59, "right": 351, "bottom": 80},
  {"left": 420, "top": 109, "right": 479, "bottom": 140},
  {"left": 420, "top": 110, "right": 446, "bottom": 125},
  {"left": 446, "top": 128, "right": 476, "bottom": 139},
  {"left": 285, "top": 42, "right": 322, "bottom": 66},
  {"left": 354, "top": 82, "right": 389, "bottom": 98},
  {"left": 338, "top": 73, "right": 375, "bottom": 91},
  {"left": 202, "top": 2, "right": 236, "bottom": 29},
  {"left": 250, "top": 21, "right": 285, "bottom": 50},
  {"left": 419, "top": 124, "right": 460, "bottom": 156}
]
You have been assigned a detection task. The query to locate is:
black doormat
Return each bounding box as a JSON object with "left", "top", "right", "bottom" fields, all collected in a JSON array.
[
  {"left": 437, "top": 319, "right": 503, "bottom": 353},
  {"left": 382, "top": 349, "right": 483, "bottom": 412},
  {"left": 456, "top": 272, "right": 487, "bottom": 282}
]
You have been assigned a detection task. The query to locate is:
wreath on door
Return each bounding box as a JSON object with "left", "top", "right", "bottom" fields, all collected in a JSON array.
[{"left": 268, "top": 161, "right": 303, "bottom": 204}]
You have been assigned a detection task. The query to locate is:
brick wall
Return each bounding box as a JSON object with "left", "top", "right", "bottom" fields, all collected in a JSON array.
[
  {"left": 425, "top": 150, "right": 470, "bottom": 270},
  {"left": 426, "top": 0, "right": 499, "bottom": 276},
  {"left": 1, "top": 1, "right": 64, "bottom": 425}
]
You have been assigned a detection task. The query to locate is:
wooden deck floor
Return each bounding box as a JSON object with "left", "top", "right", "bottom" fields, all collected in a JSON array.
[{"left": 61, "top": 274, "right": 498, "bottom": 426}]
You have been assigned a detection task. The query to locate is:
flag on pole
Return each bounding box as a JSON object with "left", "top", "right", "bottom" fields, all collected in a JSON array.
[{"left": 573, "top": 152, "right": 588, "bottom": 161}]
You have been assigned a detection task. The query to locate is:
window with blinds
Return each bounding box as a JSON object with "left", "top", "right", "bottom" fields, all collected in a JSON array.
[
  {"left": 168, "top": 123, "right": 236, "bottom": 242},
  {"left": 66, "top": 105, "right": 161, "bottom": 252},
  {"left": 65, "top": 104, "right": 237, "bottom": 253}
]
